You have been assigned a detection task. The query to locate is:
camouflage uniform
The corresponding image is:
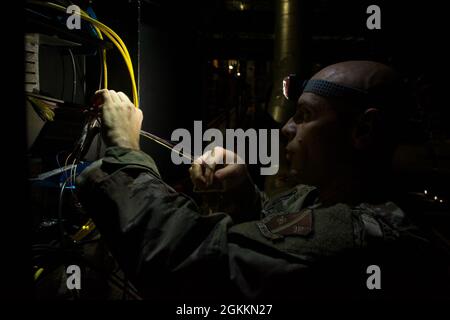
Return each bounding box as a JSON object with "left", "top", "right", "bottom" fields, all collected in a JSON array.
[{"left": 77, "top": 147, "right": 443, "bottom": 300}]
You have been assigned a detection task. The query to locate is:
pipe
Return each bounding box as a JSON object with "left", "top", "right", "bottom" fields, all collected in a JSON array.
[{"left": 267, "top": 0, "right": 308, "bottom": 124}]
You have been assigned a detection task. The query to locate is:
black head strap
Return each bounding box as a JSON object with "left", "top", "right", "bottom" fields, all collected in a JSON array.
[{"left": 283, "top": 74, "right": 368, "bottom": 101}]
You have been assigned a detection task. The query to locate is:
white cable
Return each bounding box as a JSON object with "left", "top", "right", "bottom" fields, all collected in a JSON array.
[{"left": 68, "top": 49, "right": 77, "bottom": 102}]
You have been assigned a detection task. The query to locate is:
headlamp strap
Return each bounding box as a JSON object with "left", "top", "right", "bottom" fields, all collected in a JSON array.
[{"left": 303, "top": 79, "right": 368, "bottom": 98}]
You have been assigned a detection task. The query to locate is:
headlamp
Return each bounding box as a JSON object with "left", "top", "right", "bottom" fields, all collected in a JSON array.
[{"left": 282, "top": 74, "right": 368, "bottom": 102}]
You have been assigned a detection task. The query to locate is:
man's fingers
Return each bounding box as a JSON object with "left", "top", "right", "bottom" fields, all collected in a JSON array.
[
  {"left": 93, "top": 89, "right": 111, "bottom": 107},
  {"left": 136, "top": 108, "right": 144, "bottom": 121},
  {"left": 95, "top": 89, "right": 108, "bottom": 95},
  {"left": 214, "top": 164, "right": 241, "bottom": 181},
  {"left": 93, "top": 89, "right": 125, "bottom": 108},
  {"left": 108, "top": 90, "right": 121, "bottom": 104},
  {"left": 117, "top": 91, "right": 132, "bottom": 104},
  {"left": 191, "top": 156, "right": 208, "bottom": 188},
  {"left": 189, "top": 163, "right": 207, "bottom": 187},
  {"left": 204, "top": 163, "right": 215, "bottom": 186},
  {"left": 203, "top": 148, "right": 217, "bottom": 186},
  {"left": 190, "top": 147, "right": 243, "bottom": 189}
]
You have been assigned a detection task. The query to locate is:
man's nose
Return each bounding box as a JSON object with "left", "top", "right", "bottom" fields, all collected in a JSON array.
[{"left": 281, "top": 117, "right": 297, "bottom": 141}]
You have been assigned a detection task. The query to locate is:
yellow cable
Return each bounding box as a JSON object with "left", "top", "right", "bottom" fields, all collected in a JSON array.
[
  {"left": 94, "top": 25, "right": 138, "bottom": 106},
  {"left": 57, "top": 2, "right": 137, "bottom": 106},
  {"left": 102, "top": 48, "right": 108, "bottom": 89},
  {"left": 78, "top": 9, "right": 108, "bottom": 89},
  {"left": 34, "top": 268, "right": 44, "bottom": 281},
  {"left": 72, "top": 218, "right": 96, "bottom": 241},
  {"left": 27, "top": 96, "right": 56, "bottom": 121},
  {"left": 76, "top": 14, "right": 137, "bottom": 106},
  {"left": 29, "top": 1, "right": 138, "bottom": 107},
  {"left": 90, "top": 24, "right": 108, "bottom": 89}
]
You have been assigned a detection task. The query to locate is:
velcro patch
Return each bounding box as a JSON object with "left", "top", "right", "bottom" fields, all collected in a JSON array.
[{"left": 257, "top": 209, "right": 313, "bottom": 240}]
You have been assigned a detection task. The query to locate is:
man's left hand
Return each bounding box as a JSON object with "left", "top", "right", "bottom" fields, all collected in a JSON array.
[{"left": 94, "top": 89, "right": 143, "bottom": 150}]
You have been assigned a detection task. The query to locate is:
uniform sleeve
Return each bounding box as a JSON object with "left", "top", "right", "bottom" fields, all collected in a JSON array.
[
  {"left": 77, "top": 147, "right": 239, "bottom": 298},
  {"left": 76, "top": 147, "right": 358, "bottom": 299}
]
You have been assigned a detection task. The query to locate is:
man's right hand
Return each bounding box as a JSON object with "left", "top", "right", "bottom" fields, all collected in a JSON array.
[
  {"left": 189, "top": 146, "right": 250, "bottom": 192},
  {"left": 189, "top": 147, "right": 261, "bottom": 219}
]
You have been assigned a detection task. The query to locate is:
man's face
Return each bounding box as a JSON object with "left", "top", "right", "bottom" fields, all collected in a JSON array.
[{"left": 281, "top": 92, "right": 353, "bottom": 187}]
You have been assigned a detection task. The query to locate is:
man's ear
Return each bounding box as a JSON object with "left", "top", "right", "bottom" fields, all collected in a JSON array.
[{"left": 352, "top": 108, "right": 381, "bottom": 150}]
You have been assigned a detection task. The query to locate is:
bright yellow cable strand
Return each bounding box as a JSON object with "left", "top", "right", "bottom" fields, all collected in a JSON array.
[
  {"left": 87, "top": 23, "right": 108, "bottom": 89},
  {"left": 30, "top": 1, "right": 109, "bottom": 90},
  {"left": 67, "top": 5, "right": 108, "bottom": 89},
  {"left": 102, "top": 49, "right": 107, "bottom": 89},
  {"left": 67, "top": 4, "right": 137, "bottom": 106},
  {"left": 93, "top": 27, "right": 137, "bottom": 107},
  {"left": 60, "top": 2, "right": 137, "bottom": 105},
  {"left": 29, "top": 1, "right": 138, "bottom": 107},
  {"left": 89, "top": 23, "right": 108, "bottom": 89},
  {"left": 34, "top": 268, "right": 44, "bottom": 281}
]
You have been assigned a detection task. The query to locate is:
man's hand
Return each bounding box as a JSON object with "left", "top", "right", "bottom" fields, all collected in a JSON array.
[
  {"left": 189, "top": 146, "right": 250, "bottom": 192},
  {"left": 189, "top": 147, "right": 260, "bottom": 218},
  {"left": 94, "top": 89, "right": 143, "bottom": 150}
]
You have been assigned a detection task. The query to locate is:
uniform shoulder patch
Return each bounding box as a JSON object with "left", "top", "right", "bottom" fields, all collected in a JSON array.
[{"left": 256, "top": 208, "right": 313, "bottom": 240}]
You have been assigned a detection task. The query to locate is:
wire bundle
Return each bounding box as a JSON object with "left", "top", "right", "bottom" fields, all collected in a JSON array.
[
  {"left": 29, "top": 1, "right": 139, "bottom": 108},
  {"left": 27, "top": 96, "right": 56, "bottom": 121},
  {"left": 28, "top": 2, "right": 144, "bottom": 295},
  {"left": 28, "top": 1, "right": 198, "bottom": 158}
]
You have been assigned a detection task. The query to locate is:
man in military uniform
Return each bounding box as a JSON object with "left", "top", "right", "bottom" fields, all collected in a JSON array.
[{"left": 77, "top": 61, "right": 446, "bottom": 300}]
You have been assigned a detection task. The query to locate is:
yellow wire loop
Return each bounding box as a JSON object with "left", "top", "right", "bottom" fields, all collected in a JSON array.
[{"left": 29, "top": 1, "right": 138, "bottom": 108}]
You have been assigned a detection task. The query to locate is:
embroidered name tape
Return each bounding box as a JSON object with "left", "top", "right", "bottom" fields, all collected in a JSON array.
[{"left": 257, "top": 208, "right": 313, "bottom": 240}]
